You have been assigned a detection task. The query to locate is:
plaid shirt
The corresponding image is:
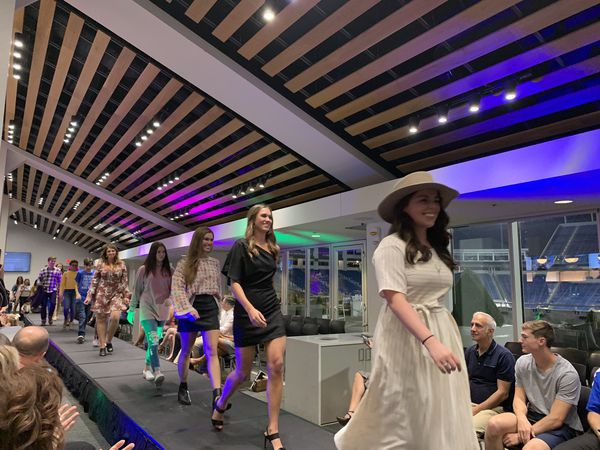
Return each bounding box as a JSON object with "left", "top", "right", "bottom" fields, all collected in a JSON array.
[
  {"left": 171, "top": 256, "right": 221, "bottom": 316},
  {"left": 38, "top": 266, "right": 62, "bottom": 293}
]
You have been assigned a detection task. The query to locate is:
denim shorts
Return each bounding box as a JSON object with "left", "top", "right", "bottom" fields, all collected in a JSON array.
[{"left": 527, "top": 410, "right": 578, "bottom": 448}]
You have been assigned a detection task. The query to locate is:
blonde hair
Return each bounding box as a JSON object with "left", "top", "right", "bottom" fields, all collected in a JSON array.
[
  {"left": 100, "top": 243, "right": 120, "bottom": 265},
  {"left": 0, "top": 346, "right": 19, "bottom": 377},
  {"left": 245, "top": 204, "right": 279, "bottom": 259},
  {"left": 522, "top": 320, "right": 555, "bottom": 347},
  {"left": 0, "top": 365, "right": 64, "bottom": 450},
  {"left": 183, "top": 227, "right": 214, "bottom": 286}
]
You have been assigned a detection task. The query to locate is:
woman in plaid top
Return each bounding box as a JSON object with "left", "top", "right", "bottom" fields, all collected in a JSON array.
[
  {"left": 84, "top": 244, "right": 128, "bottom": 357},
  {"left": 171, "top": 226, "right": 223, "bottom": 423}
]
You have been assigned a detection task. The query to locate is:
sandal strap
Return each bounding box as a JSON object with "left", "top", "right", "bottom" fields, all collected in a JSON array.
[{"left": 265, "top": 432, "right": 280, "bottom": 441}]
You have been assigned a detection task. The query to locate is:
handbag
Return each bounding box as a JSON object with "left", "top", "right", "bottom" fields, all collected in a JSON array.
[{"left": 250, "top": 370, "right": 268, "bottom": 392}]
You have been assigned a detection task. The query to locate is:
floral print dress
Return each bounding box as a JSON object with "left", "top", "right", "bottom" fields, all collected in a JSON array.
[{"left": 87, "top": 261, "right": 129, "bottom": 315}]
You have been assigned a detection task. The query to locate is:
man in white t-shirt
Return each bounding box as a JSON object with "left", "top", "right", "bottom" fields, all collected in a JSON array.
[{"left": 485, "top": 320, "right": 582, "bottom": 450}]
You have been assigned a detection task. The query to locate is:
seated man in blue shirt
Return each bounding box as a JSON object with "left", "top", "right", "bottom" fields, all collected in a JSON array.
[
  {"left": 554, "top": 368, "right": 600, "bottom": 449},
  {"left": 465, "top": 312, "right": 515, "bottom": 437}
]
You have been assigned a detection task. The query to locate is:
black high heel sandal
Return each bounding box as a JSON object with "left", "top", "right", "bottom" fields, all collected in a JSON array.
[
  {"left": 336, "top": 410, "right": 354, "bottom": 426},
  {"left": 212, "top": 388, "right": 232, "bottom": 411},
  {"left": 264, "top": 426, "right": 286, "bottom": 450},
  {"left": 211, "top": 397, "right": 226, "bottom": 431}
]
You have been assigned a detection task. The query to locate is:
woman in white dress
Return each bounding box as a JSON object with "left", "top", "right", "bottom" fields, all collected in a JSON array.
[{"left": 334, "top": 171, "right": 478, "bottom": 450}]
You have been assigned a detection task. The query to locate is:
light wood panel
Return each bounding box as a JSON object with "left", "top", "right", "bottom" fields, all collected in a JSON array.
[
  {"left": 397, "top": 110, "right": 600, "bottom": 173},
  {"left": 25, "top": 167, "right": 37, "bottom": 206},
  {"left": 87, "top": 77, "right": 183, "bottom": 182},
  {"left": 115, "top": 105, "right": 224, "bottom": 196},
  {"left": 47, "top": 30, "right": 111, "bottom": 162},
  {"left": 238, "top": 0, "right": 319, "bottom": 60},
  {"left": 3, "top": 9, "right": 24, "bottom": 139},
  {"left": 347, "top": 20, "right": 600, "bottom": 137},
  {"left": 213, "top": 0, "right": 264, "bottom": 42},
  {"left": 182, "top": 165, "right": 313, "bottom": 223},
  {"left": 73, "top": 63, "right": 161, "bottom": 175},
  {"left": 372, "top": 55, "right": 600, "bottom": 152},
  {"left": 32, "top": 13, "right": 84, "bottom": 157},
  {"left": 42, "top": 179, "right": 61, "bottom": 213},
  {"left": 153, "top": 140, "right": 279, "bottom": 212},
  {"left": 285, "top": 0, "right": 442, "bottom": 93},
  {"left": 262, "top": 0, "right": 380, "bottom": 77},
  {"left": 326, "top": 0, "right": 594, "bottom": 123},
  {"left": 106, "top": 91, "right": 204, "bottom": 184},
  {"left": 59, "top": 47, "right": 136, "bottom": 168},
  {"left": 19, "top": 0, "right": 56, "bottom": 150},
  {"left": 307, "top": 0, "right": 519, "bottom": 109},
  {"left": 185, "top": 0, "right": 217, "bottom": 23},
  {"left": 142, "top": 131, "right": 266, "bottom": 208}
]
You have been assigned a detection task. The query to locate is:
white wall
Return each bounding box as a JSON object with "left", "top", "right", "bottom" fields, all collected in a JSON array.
[{"left": 3, "top": 221, "right": 92, "bottom": 287}]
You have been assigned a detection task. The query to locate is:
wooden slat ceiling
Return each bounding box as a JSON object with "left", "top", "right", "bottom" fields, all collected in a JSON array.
[
  {"left": 2, "top": 0, "right": 346, "bottom": 252},
  {"left": 152, "top": 0, "right": 600, "bottom": 176}
]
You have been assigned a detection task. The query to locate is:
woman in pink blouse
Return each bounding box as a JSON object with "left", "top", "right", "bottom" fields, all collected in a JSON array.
[
  {"left": 85, "top": 244, "right": 128, "bottom": 357},
  {"left": 128, "top": 242, "right": 173, "bottom": 387},
  {"left": 171, "top": 227, "right": 224, "bottom": 428}
]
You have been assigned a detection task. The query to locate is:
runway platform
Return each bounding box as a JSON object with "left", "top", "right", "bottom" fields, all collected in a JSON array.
[{"left": 25, "top": 315, "right": 339, "bottom": 450}]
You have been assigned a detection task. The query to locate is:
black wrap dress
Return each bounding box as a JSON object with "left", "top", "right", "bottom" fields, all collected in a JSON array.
[{"left": 223, "top": 239, "right": 286, "bottom": 347}]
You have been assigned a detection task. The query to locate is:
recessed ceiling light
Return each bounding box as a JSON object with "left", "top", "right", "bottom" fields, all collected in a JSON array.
[
  {"left": 141, "top": 135, "right": 148, "bottom": 141},
  {"left": 68, "top": 127, "right": 75, "bottom": 132},
  {"left": 13, "top": 73, "right": 21, "bottom": 80},
  {"left": 554, "top": 200, "right": 573, "bottom": 205},
  {"left": 153, "top": 121, "right": 160, "bottom": 128},
  {"left": 13, "top": 51, "right": 21, "bottom": 59},
  {"left": 146, "top": 129, "right": 153, "bottom": 134},
  {"left": 13, "top": 63, "right": 21, "bottom": 70},
  {"left": 70, "top": 121, "right": 78, "bottom": 127}
]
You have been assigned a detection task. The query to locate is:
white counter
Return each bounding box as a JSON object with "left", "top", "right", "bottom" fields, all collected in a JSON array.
[{"left": 284, "top": 333, "right": 371, "bottom": 425}]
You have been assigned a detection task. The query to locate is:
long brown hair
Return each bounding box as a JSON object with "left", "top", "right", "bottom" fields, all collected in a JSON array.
[
  {"left": 143, "top": 242, "right": 172, "bottom": 278},
  {"left": 100, "top": 243, "right": 120, "bottom": 265},
  {"left": 245, "top": 204, "right": 279, "bottom": 259},
  {"left": 0, "top": 365, "right": 64, "bottom": 450},
  {"left": 183, "top": 227, "right": 213, "bottom": 286},
  {"left": 388, "top": 192, "right": 455, "bottom": 270}
]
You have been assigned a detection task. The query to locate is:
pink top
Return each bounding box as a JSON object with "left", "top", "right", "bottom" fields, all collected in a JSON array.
[
  {"left": 130, "top": 266, "right": 173, "bottom": 322},
  {"left": 171, "top": 256, "right": 221, "bottom": 317}
]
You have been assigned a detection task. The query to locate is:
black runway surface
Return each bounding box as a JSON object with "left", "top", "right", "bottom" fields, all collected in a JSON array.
[{"left": 27, "top": 315, "right": 338, "bottom": 449}]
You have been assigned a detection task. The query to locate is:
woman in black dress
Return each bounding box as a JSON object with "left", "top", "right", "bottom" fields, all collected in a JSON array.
[{"left": 214, "top": 204, "right": 286, "bottom": 450}]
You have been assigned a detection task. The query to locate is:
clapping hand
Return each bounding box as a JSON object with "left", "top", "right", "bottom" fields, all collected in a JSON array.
[{"left": 59, "top": 403, "right": 79, "bottom": 433}]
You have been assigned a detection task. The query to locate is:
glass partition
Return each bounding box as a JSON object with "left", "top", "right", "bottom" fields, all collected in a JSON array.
[
  {"left": 287, "top": 249, "right": 306, "bottom": 317},
  {"left": 309, "top": 247, "right": 330, "bottom": 318},
  {"left": 334, "top": 246, "right": 365, "bottom": 332},
  {"left": 452, "top": 223, "right": 513, "bottom": 346},
  {"left": 519, "top": 213, "right": 599, "bottom": 351}
]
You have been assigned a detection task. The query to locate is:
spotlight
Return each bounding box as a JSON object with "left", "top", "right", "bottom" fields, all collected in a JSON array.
[
  {"left": 185, "top": 211, "right": 189, "bottom": 216},
  {"left": 468, "top": 94, "right": 481, "bottom": 113},
  {"left": 408, "top": 117, "right": 419, "bottom": 134},
  {"left": 8, "top": 123, "right": 15, "bottom": 129},
  {"left": 504, "top": 80, "right": 517, "bottom": 101},
  {"left": 74, "top": 241, "right": 78, "bottom": 245},
  {"left": 70, "top": 120, "right": 78, "bottom": 127},
  {"left": 64, "top": 138, "right": 70, "bottom": 143},
  {"left": 65, "top": 133, "right": 72, "bottom": 138},
  {"left": 14, "top": 219, "right": 17, "bottom": 225},
  {"left": 104, "top": 172, "right": 109, "bottom": 177},
  {"left": 153, "top": 121, "right": 160, "bottom": 128},
  {"left": 8, "top": 139, "right": 13, "bottom": 144},
  {"left": 141, "top": 135, "right": 147, "bottom": 141},
  {"left": 14, "top": 33, "right": 24, "bottom": 48},
  {"left": 135, "top": 141, "right": 142, "bottom": 147},
  {"left": 162, "top": 182, "right": 168, "bottom": 188},
  {"left": 263, "top": 8, "right": 275, "bottom": 21},
  {"left": 437, "top": 105, "right": 449, "bottom": 124},
  {"left": 249, "top": 186, "right": 255, "bottom": 192},
  {"left": 62, "top": 217, "right": 68, "bottom": 223},
  {"left": 13, "top": 51, "right": 21, "bottom": 59},
  {"left": 34, "top": 224, "right": 37, "bottom": 229},
  {"left": 95, "top": 182, "right": 100, "bottom": 185},
  {"left": 157, "top": 186, "right": 162, "bottom": 191},
  {"left": 174, "top": 174, "right": 180, "bottom": 181},
  {"left": 240, "top": 187, "right": 246, "bottom": 196},
  {"left": 13, "top": 63, "right": 21, "bottom": 70},
  {"left": 68, "top": 127, "right": 75, "bottom": 132},
  {"left": 232, "top": 193, "right": 237, "bottom": 199},
  {"left": 13, "top": 73, "right": 21, "bottom": 80},
  {"left": 146, "top": 129, "right": 153, "bottom": 134},
  {"left": 168, "top": 179, "right": 174, "bottom": 184},
  {"left": 53, "top": 236, "right": 56, "bottom": 240}
]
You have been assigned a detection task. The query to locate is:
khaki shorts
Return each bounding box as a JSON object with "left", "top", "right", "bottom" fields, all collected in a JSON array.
[{"left": 472, "top": 404, "right": 504, "bottom": 435}]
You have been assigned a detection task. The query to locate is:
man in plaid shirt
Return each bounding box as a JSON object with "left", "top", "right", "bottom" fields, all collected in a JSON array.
[{"left": 37, "top": 256, "right": 62, "bottom": 325}]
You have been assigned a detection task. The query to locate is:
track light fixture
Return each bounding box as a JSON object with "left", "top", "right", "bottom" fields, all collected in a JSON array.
[
  {"left": 133, "top": 119, "right": 161, "bottom": 148},
  {"left": 468, "top": 94, "right": 481, "bottom": 113},
  {"left": 156, "top": 173, "right": 180, "bottom": 191},
  {"left": 63, "top": 115, "right": 80, "bottom": 146},
  {"left": 231, "top": 175, "right": 269, "bottom": 200},
  {"left": 504, "top": 80, "right": 517, "bottom": 101},
  {"left": 408, "top": 117, "right": 419, "bottom": 134},
  {"left": 437, "top": 105, "right": 449, "bottom": 124},
  {"left": 13, "top": 32, "right": 24, "bottom": 48}
]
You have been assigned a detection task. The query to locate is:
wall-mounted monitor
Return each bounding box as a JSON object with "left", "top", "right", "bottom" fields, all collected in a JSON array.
[{"left": 3, "top": 252, "right": 31, "bottom": 272}]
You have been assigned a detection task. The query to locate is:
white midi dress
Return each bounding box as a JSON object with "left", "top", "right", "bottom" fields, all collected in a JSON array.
[{"left": 334, "top": 235, "right": 478, "bottom": 450}]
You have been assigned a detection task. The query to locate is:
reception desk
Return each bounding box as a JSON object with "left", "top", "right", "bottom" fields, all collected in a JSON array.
[{"left": 284, "top": 333, "right": 371, "bottom": 425}]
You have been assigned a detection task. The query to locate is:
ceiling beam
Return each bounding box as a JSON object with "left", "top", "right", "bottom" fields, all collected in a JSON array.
[
  {"left": 64, "top": 0, "right": 392, "bottom": 189},
  {"left": 10, "top": 199, "right": 110, "bottom": 244},
  {"left": 2, "top": 141, "right": 189, "bottom": 234}
]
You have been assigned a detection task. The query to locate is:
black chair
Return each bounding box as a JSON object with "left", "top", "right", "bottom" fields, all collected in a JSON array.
[
  {"left": 588, "top": 352, "right": 600, "bottom": 377},
  {"left": 571, "top": 362, "right": 587, "bottom": 386},
  {"left": 577, "top": 386, "right": 591, "bottom": 431},
  {"left": 286, "top": 320, "right": 303, "bottom": 336},
  {"left": 302, "top": 323, "right": 319, "bottom": 336},
  {"left": 590, "top": 366, "right": 599, "bottom": 387},
  {"left": 291, "top": 315, "right": 304, "bottom": 326},
  {"left": 504, "top": 342, "right": 523, "bottom": 357},
  {"left": 330, "top": 319, "right": 345, "bottom": 334},
  {"left": 551, "top": 347, "right": 588, "bottom": 367},
  {"left": 282, "top": 314, "right": 291, "bottom": 326},
  {"left": 303, "top": 317, "right": 318, "bottom": 325},
  {"left": 317, "top": 318, "right": 331, "bottom": 334}
]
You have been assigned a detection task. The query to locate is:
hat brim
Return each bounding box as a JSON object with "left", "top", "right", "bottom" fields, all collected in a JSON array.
[{"left": 377, "top": 182, "right": 459, "bottom": 223}]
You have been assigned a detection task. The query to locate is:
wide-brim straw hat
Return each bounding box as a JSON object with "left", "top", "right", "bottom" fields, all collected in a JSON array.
[{"left": 377, "top": 171, "right": 459, "bottom": 223}]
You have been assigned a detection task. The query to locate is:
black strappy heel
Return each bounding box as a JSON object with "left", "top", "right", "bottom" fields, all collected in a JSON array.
[
  {"left": 264, "top": 426, "right": 286, "bottom": 450},
  {"left": 212, "top": 388, "right": 232, "bottom": 411},
  {"left": 211, "top": 388, "right": 231, "bottom": 431}
]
